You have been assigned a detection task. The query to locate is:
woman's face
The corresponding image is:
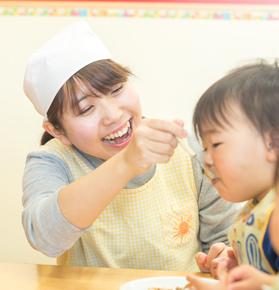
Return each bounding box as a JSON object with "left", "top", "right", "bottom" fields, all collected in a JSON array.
[{"left": 60, "top": 82, "right": 142, "bottom": 160}]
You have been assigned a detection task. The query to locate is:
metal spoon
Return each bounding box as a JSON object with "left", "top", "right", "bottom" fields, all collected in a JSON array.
[{"left": 176, "top": 137, "right": 217, "bottom": 181}]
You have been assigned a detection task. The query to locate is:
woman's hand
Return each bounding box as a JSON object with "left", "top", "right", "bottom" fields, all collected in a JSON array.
[
  {"left": 122, "top": 118, "right": 187, "bottom": 175},
  {"left": 195, "top": 243, "right": 238, "bottom": 278}
]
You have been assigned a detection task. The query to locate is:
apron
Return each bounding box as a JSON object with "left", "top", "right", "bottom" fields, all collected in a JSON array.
[{"left": 40, "top": 138, "right": 200, "bottom": 271}]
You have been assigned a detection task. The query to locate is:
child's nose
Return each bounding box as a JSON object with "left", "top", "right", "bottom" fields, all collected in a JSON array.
[{"left": 203, "top": 150, "right": 213, "bottom": 169}]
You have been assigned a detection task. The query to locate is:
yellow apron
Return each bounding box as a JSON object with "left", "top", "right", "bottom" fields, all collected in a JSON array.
[{"left": 40, "top": 138, "right": 200, "bottom": 271}]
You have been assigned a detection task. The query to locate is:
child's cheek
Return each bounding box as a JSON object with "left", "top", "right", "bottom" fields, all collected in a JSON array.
[{"left": 215, "top": 156, "right": 230, "bottom": 174}]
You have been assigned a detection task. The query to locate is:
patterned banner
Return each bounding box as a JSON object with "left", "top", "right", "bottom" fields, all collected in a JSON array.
[
  {"left": 0, "top": 7, "right": 279, "bottom": 20},
  {"left": 8, "top": 0, "right": 279, "bottom": 4}
]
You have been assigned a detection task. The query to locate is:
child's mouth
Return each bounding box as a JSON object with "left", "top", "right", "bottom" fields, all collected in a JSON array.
[
  {"left": 102, "top": 119, "right": 132, "bottom": 144},
  {"left": 211, "top": 178, "right": 219, "bottom": 186}
]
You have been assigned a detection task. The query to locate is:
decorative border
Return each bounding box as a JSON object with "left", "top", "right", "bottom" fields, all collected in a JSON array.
[
  {"left": 7, "top": 0, "right": 279, "bottom": 4},
  {"left": 1, "top": 7, "right": 279, "bottom": 20}
]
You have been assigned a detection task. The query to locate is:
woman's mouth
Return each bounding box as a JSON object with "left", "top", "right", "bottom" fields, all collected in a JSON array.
[{"left": 102, "top": 119, "right": 132, "bottom": 144}]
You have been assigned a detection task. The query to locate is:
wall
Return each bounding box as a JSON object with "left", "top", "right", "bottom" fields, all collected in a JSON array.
[{"left": 1, "top": 1, "right": 279, "bottom": 265}]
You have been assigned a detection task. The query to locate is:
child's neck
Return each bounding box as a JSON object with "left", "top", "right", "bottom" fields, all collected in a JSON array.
[{"left": 254, "top": 187, "right": 273, "bottom": 204}]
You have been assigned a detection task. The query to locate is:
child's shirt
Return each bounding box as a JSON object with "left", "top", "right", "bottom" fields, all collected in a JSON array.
[
  {"left": 22, "top": 129, "right": 241, "bottom": 270},
  {"left": 228, "top": 189, "right": 277, "bottom": 274}
]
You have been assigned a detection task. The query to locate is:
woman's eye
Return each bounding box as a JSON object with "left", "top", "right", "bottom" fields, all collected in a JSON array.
[
  {"left": 112, "top": 85, "right": 123, "bottom": 94},
  {"left": 80, "top": 105, "right": 94, "bottom": 115}
]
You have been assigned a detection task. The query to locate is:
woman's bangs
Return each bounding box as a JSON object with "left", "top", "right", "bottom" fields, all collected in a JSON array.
[{"left": 60, "top": 60, "right": 133, "bottom": 116}]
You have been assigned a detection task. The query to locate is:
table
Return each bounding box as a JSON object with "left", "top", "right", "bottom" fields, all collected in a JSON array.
[{"left": 0, "top": 262, "right": 212, "bottom": 290}]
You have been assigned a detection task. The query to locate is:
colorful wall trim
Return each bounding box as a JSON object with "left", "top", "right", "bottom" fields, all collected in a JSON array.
[
  {"left": 1, "top": 7, "right": 279, "bottom": 20},
  {"left": 8, "top": 0, "right": 279, "bottom": 5}
]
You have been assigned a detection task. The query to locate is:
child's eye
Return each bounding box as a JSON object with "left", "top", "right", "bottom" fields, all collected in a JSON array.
[
  {"left": 213, "top": 143, "right": 221, "bottom": 148},
  {"left": 202, "top": 148, "right": 207, "bottom": 152},
  {"left": 112, "top": 85, "right": 123, "bottom": 94},
  {"left": 80, "top": 105, "right": 94, "bottom": 115}
]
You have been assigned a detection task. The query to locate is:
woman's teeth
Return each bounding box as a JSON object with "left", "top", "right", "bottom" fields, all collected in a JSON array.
[{"left": 103, "top": 121, "right": 131, "bottom": 142}]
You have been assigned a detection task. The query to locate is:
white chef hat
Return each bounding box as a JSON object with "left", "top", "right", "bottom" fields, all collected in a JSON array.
[{"left": 23, "top": 21, "right": 112, "bottom": 118}]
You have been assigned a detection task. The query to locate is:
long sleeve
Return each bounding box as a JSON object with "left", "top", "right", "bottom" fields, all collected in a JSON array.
[
  {"left": 22, "top": 151, "right": 91, "bottom": 257},
  {"left": 186, "top": 128, "right": 242, "bottom": 253}
]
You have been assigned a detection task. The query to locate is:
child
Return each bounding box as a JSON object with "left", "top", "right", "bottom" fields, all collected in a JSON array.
[
  {"left": 188, "top": 157, "right": 279, "bottom": 290},
  {"left": 22, "top": 21, "right": 240, "bottom": 271},
  {"left": 185, "top": 60, "right": 279, "bottom": 288}
]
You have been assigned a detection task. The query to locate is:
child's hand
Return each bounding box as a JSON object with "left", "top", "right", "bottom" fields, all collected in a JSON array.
[
  {"left": 227, "top": 264, "right": 276, "bottom": 290},
  {"left": 210, "top": 248, "right": 238, "bottom": 278},
  {"left": 195, "top": 243, "right": 237, "bottom": 277},
  {"left": 188, "top": 263, "right": 276, "bottom": 290},
  {"left": 195, "top": 252, "right": 211, "bottom": 273},
  {"left": 122, "top": 118, "right": 187, "bottom": 175},
  {"left": 187, "top": 261, "right": 228, "bottom": 290}
]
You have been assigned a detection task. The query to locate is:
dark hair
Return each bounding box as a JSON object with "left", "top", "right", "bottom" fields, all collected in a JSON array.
[
  {"left": 193, "top": 60, "right": 279, "bottom": 139},
  {"left": 41, "top": 59, "right": 134, "bottom": 145}
]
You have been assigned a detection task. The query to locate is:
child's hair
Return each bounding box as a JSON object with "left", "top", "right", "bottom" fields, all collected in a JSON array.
[
  {"left": 41, "top": 59, "right": 133, "bottom": 145},
  {"left": 193, "top": 60, "right": 279, "bottom": 141}
]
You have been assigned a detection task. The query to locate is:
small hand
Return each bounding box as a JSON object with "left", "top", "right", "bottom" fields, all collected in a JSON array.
[
  {"left": 195, "top": 252, "right": 211, "bottom": 273},
  {"left": 195, "top": 243, "right": 233, "bottom": 276},
  {"left": 210, "top": 248, "right": 238, "bottom": 278},
  {"left": 187, "top": 261, "right": 229, "bottom": 290},
  {"left": 227, "top": 264, "right": 276, "bottom": 290}
]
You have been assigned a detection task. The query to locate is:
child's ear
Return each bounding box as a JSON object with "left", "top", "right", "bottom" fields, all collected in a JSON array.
[
  {"left": 266, "top": 129, "right": 279, "bottom": 163},
  {"left": 43, "top": 121, "right": 72, "bottom": 146}
]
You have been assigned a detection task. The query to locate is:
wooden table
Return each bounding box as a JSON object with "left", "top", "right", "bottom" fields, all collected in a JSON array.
[{"left": 0, "top": 262, "right": 212, "bottom": 290}]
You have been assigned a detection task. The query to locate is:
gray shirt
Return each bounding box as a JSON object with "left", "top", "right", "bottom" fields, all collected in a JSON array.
[{"left": 22, "top": 128, "right": 241, "bottom": 258}]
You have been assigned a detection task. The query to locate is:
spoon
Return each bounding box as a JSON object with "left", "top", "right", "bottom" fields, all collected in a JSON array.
[{"left": 176, "top": 137, "right": 217, "bottom": 181}]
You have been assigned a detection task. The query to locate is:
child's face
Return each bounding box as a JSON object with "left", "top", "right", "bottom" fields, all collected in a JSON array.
[
  {"left": 60, "top": 82, "right": 142, "bottom": 160},
  {"left": 200, "top": 105, "right": 276, "bottom": 203}
]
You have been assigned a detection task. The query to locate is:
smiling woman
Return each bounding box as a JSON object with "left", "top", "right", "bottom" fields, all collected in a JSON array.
[
  {"left": 21, "top": 20, "right": 241, "bottom": 271},
  {"left": 41, "top": 60, "right": 140, "bottom": 160},
  {"left": 41, "top": 60, "right": 133, "bottom": 145}
]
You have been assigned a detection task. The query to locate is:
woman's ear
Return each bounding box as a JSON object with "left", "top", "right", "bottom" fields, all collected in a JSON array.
[
  {"left": 43, "top": 121, "right": 72, "bottom": 146},
  {"left": 266, "top": 129, "right": 279, "bottom": 163}
]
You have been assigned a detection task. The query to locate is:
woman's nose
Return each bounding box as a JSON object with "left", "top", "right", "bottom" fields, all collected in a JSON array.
[{"left": 102, "top": 101, "right": 122, "bottom": 125}]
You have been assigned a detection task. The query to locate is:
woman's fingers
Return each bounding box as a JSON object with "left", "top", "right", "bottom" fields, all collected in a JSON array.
[
  {"left": 124, "top": 118, "right": 187, "bottom": 175},
  {"left": 143, "top": 118, "right": 187, "bottom": 138}
]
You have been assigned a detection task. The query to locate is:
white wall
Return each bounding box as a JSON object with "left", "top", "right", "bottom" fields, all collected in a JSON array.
[{"left": 1, "top": 10, "right": 279, "bottom": 265}]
